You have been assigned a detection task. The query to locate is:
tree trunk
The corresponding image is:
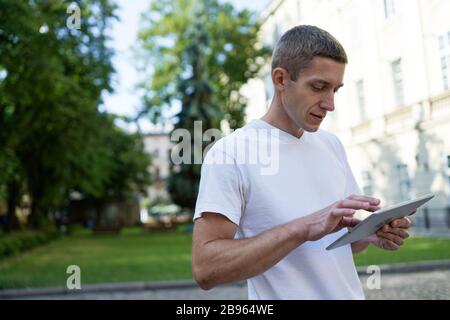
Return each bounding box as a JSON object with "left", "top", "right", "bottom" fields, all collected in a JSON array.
[
  {"left": 5, "top": 180, "right": 21, "bottom": 232},
  {"left": 28, "top": 198, "right": 41, "bottom": 229}
]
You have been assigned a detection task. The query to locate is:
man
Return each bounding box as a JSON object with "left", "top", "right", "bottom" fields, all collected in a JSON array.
[{"left": 192, "top": 25, "right": 412, "bottom": 299}]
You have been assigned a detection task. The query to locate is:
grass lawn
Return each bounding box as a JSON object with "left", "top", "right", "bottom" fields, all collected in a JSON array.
[
  {"left": 0, "top": 228, "right": 449, "bottom": 289},
  {"left": 353, "top": 236, "right": 450, "bottom": 266},
  {"left": 0, "top": 227, "right": 193, "bottom": 289}
]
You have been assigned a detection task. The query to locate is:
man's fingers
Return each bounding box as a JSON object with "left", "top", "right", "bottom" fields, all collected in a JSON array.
[
  {"left": 380, "top": 239, "right": 400, "bottom": 250},
  {"left": 367, "top": 205, "right": 381, "bottom": 212},
  {"left": 336, "top": 199, "right": 371, "bottom": 210},
  {"left": 339, "top": 196, "right": 381, "bottom": 212},
  {"left": 347, "top": 195, "right": 381, "bottom": 206},
  {"left": 393, "top": 228, "right": 409, "bottom": 239},
  {"left": 331, "top": 208, "right": 356, "bottom": 218},
  {"left": 376, "top": 231, "right": 405, "bottom": 246},
  {"left": 390, "top": 217, "right": 412, "bottom": 229},
  {"left": 341, "top": 217, "right": 361, "bottom": 228},
  {"left": 379, "top": 227, "right": 409, "bottom": 239}
]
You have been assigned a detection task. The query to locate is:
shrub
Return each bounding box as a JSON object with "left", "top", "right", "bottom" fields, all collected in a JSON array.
[{"left": 0, "top": 230, "right": 59, "bottom": 260}]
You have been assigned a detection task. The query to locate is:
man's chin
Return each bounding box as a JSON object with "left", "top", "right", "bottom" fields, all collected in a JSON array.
[{"left": 304, "top": 125, "right": 321, "bottom": 133}]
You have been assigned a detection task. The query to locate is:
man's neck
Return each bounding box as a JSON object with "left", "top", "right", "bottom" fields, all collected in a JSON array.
[{"left": 261, "top": 98, "right": 304, "bottom": 139}]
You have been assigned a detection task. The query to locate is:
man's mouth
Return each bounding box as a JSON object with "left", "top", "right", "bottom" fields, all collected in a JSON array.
[{"left": 310, "top": 113, "right": 325, "bottom": 120}]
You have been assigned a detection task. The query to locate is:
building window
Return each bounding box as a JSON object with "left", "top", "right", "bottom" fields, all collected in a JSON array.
[
  {"left": 391, "top": 59, "right": 405, "bottom": 107},
  {"left": 442, "top": 56, "right": 449, "bottom": 90},
  {"left": 383, "top": 0, "right": 396, "bottom": 19},
  {"left": 439, "top": 33, "right": 450, "bottom": 91},
  {"left": 356, "top": 79, "right": 366, "bottom": 121},
  {"left": 397, "top": 163, "right": 411, "bottom": 201},
  {"left": 362, "top": 171, "right": 373, "bottom": 196},
  {"left": 438, "top": 31, "right": 450, "bottom": 90}
]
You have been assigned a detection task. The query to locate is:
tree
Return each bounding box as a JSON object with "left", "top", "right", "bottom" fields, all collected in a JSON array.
[
  {"left": 138, "top": 0, "right": 270, "bottom": 210},
  {"left": 74, "top": 113, "right": 152, "bottom": 229},
  {"left": 0, "top": 151, "right": 23, "bottom": 231},
  {"left": 99, "top": 116, "right": 152, "bottom": 200},
  {"left": 0, "top": 0, "right": 152, "bottom": 230},
  {"left": 0, "top": 0, "right": 118, "bottom": 228}
]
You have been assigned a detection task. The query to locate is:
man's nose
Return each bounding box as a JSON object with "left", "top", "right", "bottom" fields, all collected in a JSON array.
[{"left": 320, "top": 92, "right": 335, "bottom": 111}]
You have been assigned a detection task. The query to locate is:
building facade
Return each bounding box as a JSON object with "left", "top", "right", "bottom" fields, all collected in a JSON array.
[
  {"left": 243, "top": 0, "right": 450, "bottom": 234},
  {"left": 143, "top": 133, "right": 172, "bottom": 203}
]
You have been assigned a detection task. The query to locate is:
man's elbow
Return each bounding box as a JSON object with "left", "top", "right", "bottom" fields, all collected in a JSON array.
[
  {"left": 192, "top": 265, "right": 216, "bottom": 291},
  {"left": 194, "top": 275, "right": 214, "bottom": 291}
]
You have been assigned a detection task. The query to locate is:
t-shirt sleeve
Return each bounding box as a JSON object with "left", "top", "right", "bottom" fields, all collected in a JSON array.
[{"left": 193, "top": 148, "right": 244, "bottom": 226}]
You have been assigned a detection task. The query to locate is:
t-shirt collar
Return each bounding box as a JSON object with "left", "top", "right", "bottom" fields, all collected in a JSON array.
[{"left": 248, "top": 119, "right": 307, "bottom": 144}]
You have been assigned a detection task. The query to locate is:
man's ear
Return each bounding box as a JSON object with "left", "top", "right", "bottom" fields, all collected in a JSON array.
[{"left": 272, "top": 67, "right": 288, "bottom": 92}]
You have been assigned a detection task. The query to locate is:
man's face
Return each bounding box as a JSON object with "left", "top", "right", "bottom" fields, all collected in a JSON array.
[{"left": 280, "top": 56, "right": 345, "bottom": 132}]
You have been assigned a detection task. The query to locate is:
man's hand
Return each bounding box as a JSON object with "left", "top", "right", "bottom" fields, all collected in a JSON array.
[
  {"left": 301, "top": 195, "right": 380, "bottom": 241},
  {"left": 366, "top": 215, "right": 413, "bottom": 250}
]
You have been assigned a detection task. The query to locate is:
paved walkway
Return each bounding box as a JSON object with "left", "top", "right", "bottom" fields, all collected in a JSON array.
[
  {"left": 360, "top": 269, "right": 450, "bottom": 300},
  {"left": 15, "top": 269, "right": 450, "bottom": 300}
]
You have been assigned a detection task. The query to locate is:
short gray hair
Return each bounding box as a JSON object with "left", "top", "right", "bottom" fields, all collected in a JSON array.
[{"left": 271, "top": 25, "right": 348, "bottom": 81}]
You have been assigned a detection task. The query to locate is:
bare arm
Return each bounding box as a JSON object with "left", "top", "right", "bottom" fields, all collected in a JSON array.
[
  {"left": 192, "top": 213, "right": 307, "bottom": 290},
  {"left": 192, "top": 195, "right": 380, "bottom": 290}
]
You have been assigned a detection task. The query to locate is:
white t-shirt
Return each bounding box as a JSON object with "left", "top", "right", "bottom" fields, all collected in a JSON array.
[{"left": 194, "top": 119, "right": 365, "bottom": 300}]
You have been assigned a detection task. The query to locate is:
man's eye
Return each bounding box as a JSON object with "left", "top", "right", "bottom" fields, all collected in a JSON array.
[{"left": 312, "top": 86, "right": 324, "bottom": 91}]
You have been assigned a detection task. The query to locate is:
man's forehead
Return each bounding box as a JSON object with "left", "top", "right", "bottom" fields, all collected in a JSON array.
[
  {"left": 309, "top": 56, "right": 346, "bottom": 68},
  {"left": 300, "top": 57, "right": 345, "bottom": 85},
  {"left": 306, "top": 56, "right": 344, "bottom": 69}
]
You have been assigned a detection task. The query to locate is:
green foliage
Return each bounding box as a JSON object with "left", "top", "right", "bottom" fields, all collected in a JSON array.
[
  {"left": 138, "top": 0, "right": 270, "bottom": 128},
  {"left": 0, "top": 230, "right": 59, "bottom": 260},
  {"left": 98, "top": 121, "right": 152, "bottom": 199},
  {"left": 138, "top": 0, "right": 270, "bottom": 210},
  {"left": 0, "top": 0, "right": 152, "bottom": 229},
  {"left": 139, "top": 0, "right": 269, "bottom": 128}
]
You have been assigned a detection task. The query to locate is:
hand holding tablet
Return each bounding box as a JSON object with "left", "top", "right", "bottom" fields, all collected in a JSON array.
[{"left": 326, "top": 194, "right": 435, "bottom": 250}]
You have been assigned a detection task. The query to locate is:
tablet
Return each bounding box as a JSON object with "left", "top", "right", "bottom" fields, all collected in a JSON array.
[{"left": 326, "top": 194, "right": 435, "bottom": 250}]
